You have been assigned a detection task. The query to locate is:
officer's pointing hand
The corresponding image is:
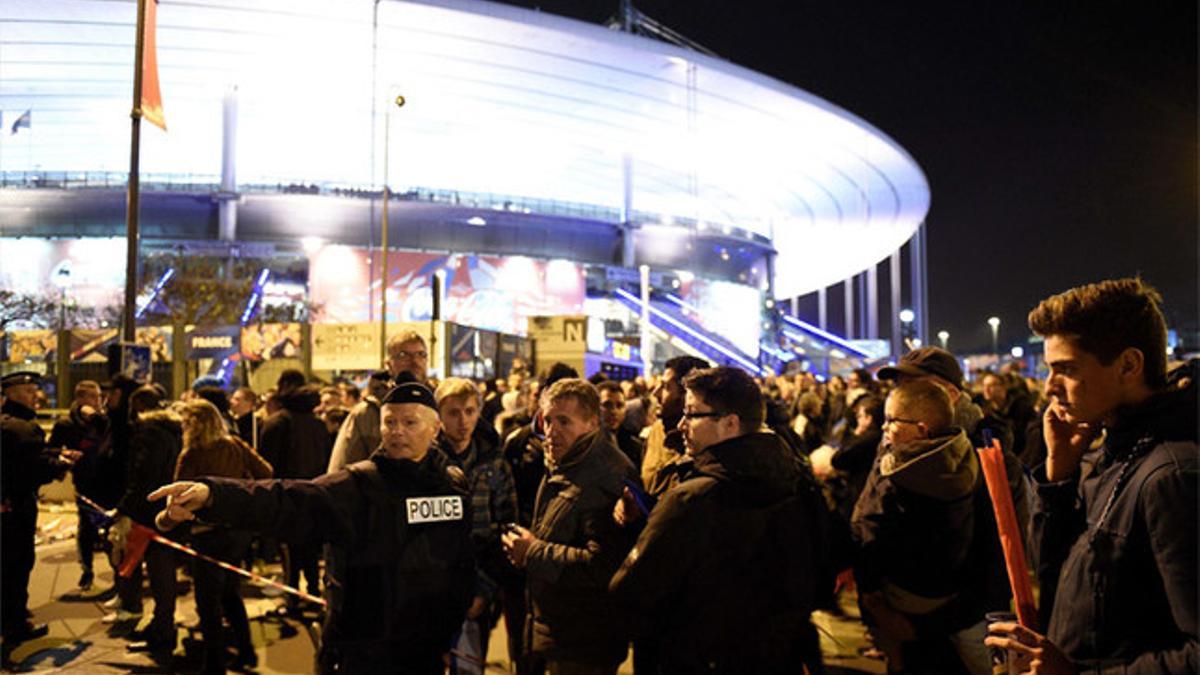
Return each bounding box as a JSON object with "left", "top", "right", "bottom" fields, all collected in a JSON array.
[{"left": 147, "top": 481, "right": 211, "bottom": 531}]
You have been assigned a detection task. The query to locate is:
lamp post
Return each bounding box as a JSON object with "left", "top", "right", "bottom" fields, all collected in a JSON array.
[
  {"left": 987, "top": 316, "right": 1001, "bottom": 357},
  {"left": 937, "top": 330, "right": 949, "bottom": 350},
  {"left": 379, "top": 92, "right": 405, "bottom": 364},
  {"left": 898, "top": 308, "right": 915, "bottom": 352}
]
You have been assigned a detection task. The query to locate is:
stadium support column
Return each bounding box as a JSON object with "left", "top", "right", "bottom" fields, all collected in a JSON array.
[
  {"left": 909, "top": 222, "right": 929, "bottom": 346},
  {"left": 866, "top": 264, "right": 879, "bottom": 339},
  {"left": 890, "top": 248, "right": 902, "bottom": 358},
  {"left": 817, "top": 287, "right": 827, "bottom": 331},
  {"left": 621, "top": 154, "right": 635, "bottom": 268},
  {"left": 639, "top": 264, "right": 652, "bottom": 376},
  {"left": 843, "top": 276, "right": 855, "bottom": 340},
  {"left": 217, "top": 86, "right": 238, "bottom": 241}
]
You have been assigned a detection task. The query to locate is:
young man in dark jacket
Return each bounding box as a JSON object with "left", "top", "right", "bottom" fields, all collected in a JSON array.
[
  {"left": 151, "top": 381, "right": 475, "bottom": 674},
  {"left": 434, "top": 377, "right": 518, "bottom": 672},
  {"left": 502, "top": 378, "right": 640, "bottom": 674},
  {"left": 986, "top": 278, "right": 1198, "bottom": 674},
  {"left": 259, "top": 369, "right": 330, "bottom": 605},
  {"left": 609, "top": 366, "right": 825, "bottom": 674},
  {"left": 115, "top": 386, "right": 183, "bottom": 654},
  {"left": 48, "top": 380, "right": 108, "bottom": 591}
]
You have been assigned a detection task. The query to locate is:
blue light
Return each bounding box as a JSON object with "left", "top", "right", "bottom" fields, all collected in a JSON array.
[
  {"left": 135, "top": 268, "right": 175, "bottom": 319},
  {"left": 780, "top": 314, "right": 872, "bottom": 357},
  {"left": 616, "top": 289, "right": 763, "bottom": 374},
  {"left": 239, "top": 269, "right": 272, "bottom": 325}
]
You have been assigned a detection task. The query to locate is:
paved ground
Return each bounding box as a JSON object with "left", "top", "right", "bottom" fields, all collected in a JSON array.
[{"left": 4, "top": 498, "right": 886, "bottom": 674}]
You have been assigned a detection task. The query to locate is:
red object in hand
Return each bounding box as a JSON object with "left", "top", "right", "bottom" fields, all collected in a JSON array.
[{"left": 977, "top": 440, "right": 1038, "bottom": 629}]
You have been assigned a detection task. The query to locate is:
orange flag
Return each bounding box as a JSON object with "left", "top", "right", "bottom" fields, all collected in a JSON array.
[
  {"left": 141, "top": 0, "right": 166, "bottom": 131},
  {"left": 977, "top": 439, "right": 1038, "bottom": 628}
]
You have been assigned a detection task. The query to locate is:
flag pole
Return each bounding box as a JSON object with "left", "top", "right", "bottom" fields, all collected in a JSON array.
[{"left": 124, "top": 0, "right": 148, "bottom": 343}]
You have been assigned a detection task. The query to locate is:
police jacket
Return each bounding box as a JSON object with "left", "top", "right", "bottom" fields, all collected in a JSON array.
[
  {"left": 199, "top": 448, "right": 475, "bottom": 674},
  {"left": 1, "top": 400, "right": 67, "bottom": 512},
  {"left": 526, "top": 429, "right": 639, "bottom": 666},
  {"left": 609, "top": 431, "right": 822, "bottom": 674},
  {"left": 1034, "top": 379, "right": 1198, "bottom": 673}
]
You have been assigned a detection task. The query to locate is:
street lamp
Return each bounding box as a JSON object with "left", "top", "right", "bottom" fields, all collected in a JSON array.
[
  {"left": 987, "top": 316, "right": 1001, "bottom": 356},
  {"left": 937, "top": 330, "right": 949, "bottom": 349},
  {"left": 898, "top": 308, "right": 915, "bottom": 353},
  {"left": 379, "top": 92, "right": 405, "bottom": 363},
  {"left": 1010, "top": 345, "right": 1024, "bottom": 359}
]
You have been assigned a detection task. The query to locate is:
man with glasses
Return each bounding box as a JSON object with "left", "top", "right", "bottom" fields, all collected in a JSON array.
[
  {"left": 610, "top": 366, "right": 825, "bottom": 674},
  {"left": 851, "top": 379, "right": 989, "bottom": 674},
  {"left": 328, "top": 330, "right": 429, "bottom": 472}
]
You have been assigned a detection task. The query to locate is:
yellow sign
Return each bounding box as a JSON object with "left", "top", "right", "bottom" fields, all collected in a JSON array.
[{"left": 312, "top": 323, "right": 380, "bottom": 371}]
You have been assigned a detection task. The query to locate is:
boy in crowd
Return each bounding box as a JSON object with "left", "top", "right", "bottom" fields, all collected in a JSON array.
[{"left": 852, "top": 379, "right": 989, "bottom": 674}]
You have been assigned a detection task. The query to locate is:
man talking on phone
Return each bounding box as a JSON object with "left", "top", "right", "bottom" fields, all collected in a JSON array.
[{"left": 986, "top": 278, "right": 1197, "bottom": 674}]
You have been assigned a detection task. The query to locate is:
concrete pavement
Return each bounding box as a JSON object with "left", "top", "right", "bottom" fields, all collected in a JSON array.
[{"left": 4, "top": 498, "right": 884, "bottom": 674}]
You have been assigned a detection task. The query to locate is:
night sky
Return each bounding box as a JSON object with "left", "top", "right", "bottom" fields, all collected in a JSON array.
[{"left": 500, "top": 0, "right": 1198, "bottom": 354}]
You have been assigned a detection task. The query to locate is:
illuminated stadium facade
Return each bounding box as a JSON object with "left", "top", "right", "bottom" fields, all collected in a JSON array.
[{"left": 1, "top": 0, "right": 931, "bottom": 374}]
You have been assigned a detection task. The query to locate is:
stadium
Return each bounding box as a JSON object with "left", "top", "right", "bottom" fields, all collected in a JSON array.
[{"left": 1, "top": 0, "right": 930, "bottom": 384}]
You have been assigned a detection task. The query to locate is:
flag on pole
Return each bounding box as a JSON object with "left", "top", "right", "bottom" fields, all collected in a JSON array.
[
  {"left": 977, "top": 439, "right": 1038, "bottom": 628},
  {"left": 140, "top": 0, "right": 167, "bottom": 131},
  {"left": 10, "top": 109, "right": 30, "bottom": 135}
]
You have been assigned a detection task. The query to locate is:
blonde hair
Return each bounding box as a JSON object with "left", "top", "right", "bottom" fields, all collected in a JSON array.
[
  {"left": 435, "top": 377, "right": 480, "bottom": 407},
  {"left": 180, "top": 398, "right": 229, "bottom": 449}
]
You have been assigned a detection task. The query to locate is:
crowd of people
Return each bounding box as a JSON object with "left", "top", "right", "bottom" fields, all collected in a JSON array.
[{"left": 1, "top": 278, "right": 1195, "bottom": 674}]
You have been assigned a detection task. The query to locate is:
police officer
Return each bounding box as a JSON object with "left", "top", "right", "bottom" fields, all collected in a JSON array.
[
  {"left": 1, "top": 372, "right": 78, "bottom": 647},
  {"left": 150, "top": 381, "right": 475, "bottom": 674}
]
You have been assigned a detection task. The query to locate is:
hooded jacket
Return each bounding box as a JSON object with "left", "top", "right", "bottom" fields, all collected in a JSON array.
[
  {"left": 118, "top": 409, "right": 183, "bottom": 526},
  {"left": 260, "top": 385, "right": 330, "bottom": 479},
  {"left": 1034, "top": 378, "right": 1198, "bottom": 673},
  {"left": 525, "top": 429, "right": 639, "bottom": 666},
  {"left": 610, "top": 431, "right": 824, "bottom": 673},
  {"left": 852, "top": 429, "right": 979, "bottom": 611}
]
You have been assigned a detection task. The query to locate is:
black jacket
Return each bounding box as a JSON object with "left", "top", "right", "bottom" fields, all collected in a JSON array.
[
  {"left": 259, "top": 385, "right": 330, "bottom": 479},
  {"left": 610, "top": 431, "right": 823, "bottom": 673},
  {"left": 1034, "top": 380, "right": 1198, "bottom": 673},
  {"left": 200, "top": 449, "right": 475, "bottom": 674},
  {"left": 525, "top": 430, "right": 639, "bottom": 666},
  {"left": 502, "top": 423, "right": 545, "bottom": 527},
  {"left": 48, "top": 403, "right": 108, "bottom": 498},
  {"left": 851, "top": 430, "right": 979, "bottom": 608},
  {"left": 117, "top": 410, "right": 182, "bottom": 527},
  {"left": 2, "top": 400, "right": 68, "bottom": 511}
]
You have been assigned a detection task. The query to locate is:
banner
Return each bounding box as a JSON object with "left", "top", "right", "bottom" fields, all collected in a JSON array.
[
  {"left": 69, "top": 327, "right": 172, "bottom": 363},
  {"left": 241, "top": 323, "right": 302, "bottom": 362},
  {"left": 140, "top": 0, "right": 166, "bottom": 131},
  {"left": 186, "top": 326, "right": 240, "bottom": 361},
  {"left": 6, "top": 330, "right": 56, "bottom": 363}
]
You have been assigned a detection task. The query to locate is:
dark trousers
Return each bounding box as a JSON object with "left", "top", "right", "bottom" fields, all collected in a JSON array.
[
  {"left": 192, "top": 529, "right": 253, "bottom": 673},
  {"left": 282, "top": 541, "right": 321, "bottom": 600},
  {"left": 1, "top": 505, "right": 37, "bottom": 636},
  {"left": 500, "top": 581, "right": 540, "bottom": 674},
  {"left": 75, "top": 498, "right": 101, "bottom": 576},
  {"left": 117, "top": 542, "right": 177, "bottom": 639}
]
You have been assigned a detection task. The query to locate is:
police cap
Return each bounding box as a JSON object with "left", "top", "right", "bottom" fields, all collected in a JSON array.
[
  {"left": 380, "top": 381, "right": 437, "bottom": 411},
  {"left": 1, "top": 371, "right": 42, "bottom": 390}
]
